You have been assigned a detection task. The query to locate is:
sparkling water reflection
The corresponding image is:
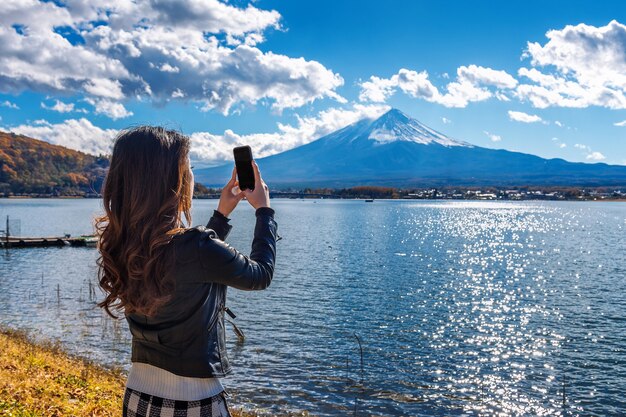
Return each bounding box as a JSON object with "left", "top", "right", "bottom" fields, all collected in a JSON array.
[{"left": 0, "top": 198, "right": 625, "bottom": 416}]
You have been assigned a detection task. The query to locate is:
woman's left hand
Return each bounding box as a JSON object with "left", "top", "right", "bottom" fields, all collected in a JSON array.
[{"left": 217, "top": 166, "right": 246, "bottom": 217}]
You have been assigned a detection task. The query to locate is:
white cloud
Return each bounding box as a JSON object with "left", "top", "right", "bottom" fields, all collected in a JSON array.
[
  {"left": 483, "top": 131, "right": 502, "bottom": 142},
  {"left": 614, "top": 120, "right": 626, "bottom": 127},
  {"left": 495, "top": 91, "right": 511, "bottom": 102},
  {"left": 437, "top": 77, "right": 492, "bottom": 108},
  {"left": 394, "top": 69, "right": 441, "bottom": 100},
  {"left": 554, "top": 120, "right": 563, "bottom": 127},
  {"left": 159, "top": 63, "right": 179, "bottom": 73},
  {"left": 0, "top": 0, "right": 344, "bottom": 117},
  {"left": 4, "top": 118, "right": 117, "bottom": 156},
  {"left": 189, "top": 103, "right": 390, "bottom": 166},
  {"left": 442, "top": 117, "right": 451, "bottom": 124},
  {"left": 359, "top": 75, "right": 401, "bottom": 102},
  {"left": 507, "top": 110, "right": 543, "bottom": 123},
  {"left": 586, "top": 151, "right": 606, "bottom": 161},
  {"left": 41, "top": 99, "right": 75, "bottom": 113},
  {"left": 359, "top": 65, "right": 517, "bottom": 108},
  {"left": 552, "top": 137, "right": 567, "bottom": 148},
  {"left": 457, "top": 64, "right": 518, "bottom": 89},
  {"left": 525, "top": 20, "right": 626, "bottom": 88},
  {"left": 83, "top": 78, "right": 126, "bottom": 100},
  {"left": 573, "top": 143, "right": 605, "bottom": 161},
  {"left": 1, "top": 100, "right": 19, "bottom": 109},
  {"left": 85, "top": 98, "right": 133, "bottom": 119},
  {"left": 0, "top": 17, "right": 134, "bottom": 95},
  {"left": 138, "top": 0, "right": 281, "bottom": 37},
  {"left": 517, "top": 20, "right": 626, "bottom": 109}
]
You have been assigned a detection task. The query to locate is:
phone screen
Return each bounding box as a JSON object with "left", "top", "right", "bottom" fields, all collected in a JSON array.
[{"left": 233, "top": 146, "right": 255, "bottom": 191}]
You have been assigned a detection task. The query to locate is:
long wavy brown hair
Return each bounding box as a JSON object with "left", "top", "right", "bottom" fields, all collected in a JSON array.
[{"left": 94, "top": 126, "right": 193, "bottom": 318}]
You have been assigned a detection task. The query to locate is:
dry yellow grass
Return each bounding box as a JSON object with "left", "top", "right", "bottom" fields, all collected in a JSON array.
[
  {"left": 0, "top": 328, "right": 265, "bottom": 417},
  {"left": 0, "top": 328, "right": 125, "bottom": 416}
]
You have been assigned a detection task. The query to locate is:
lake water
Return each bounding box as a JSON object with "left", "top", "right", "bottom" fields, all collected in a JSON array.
[{"left": 0, "top": 198, "right": 625, "bottom": 416}]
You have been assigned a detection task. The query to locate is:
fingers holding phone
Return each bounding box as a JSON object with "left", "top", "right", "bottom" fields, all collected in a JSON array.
[
  {"left": 233, "top": 145, "right": 269, "bottom": 209},
  {"left": 217, "top": 166, "right": 245, "bottom": 217},
  {"left": 243, "top": 160, "right": 270, "bottom": 209}
]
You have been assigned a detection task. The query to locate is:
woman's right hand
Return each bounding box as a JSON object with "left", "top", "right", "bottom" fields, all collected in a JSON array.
[
  {"left": 243, "top": 160, "right": 270, "bottom": 209},
  {"left": 217, "top": 166, "right": 245, "bottom": 217}
]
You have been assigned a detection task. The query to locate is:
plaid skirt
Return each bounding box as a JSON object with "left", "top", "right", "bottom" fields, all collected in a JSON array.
[{"left": 123, "top": 387, "right": 232, "bottom": 417}]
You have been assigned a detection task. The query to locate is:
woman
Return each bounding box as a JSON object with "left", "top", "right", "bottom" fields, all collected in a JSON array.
[{"left": 94, "top": 126, "right": 278, "bottom": 417}]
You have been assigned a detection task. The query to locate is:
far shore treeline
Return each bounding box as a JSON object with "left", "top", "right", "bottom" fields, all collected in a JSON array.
[
  {"left": 4, "top": 184, "right": 626, "bottom": 201},
  {"left": 2, "top": 131, "right": 626, "bottom": 201}
]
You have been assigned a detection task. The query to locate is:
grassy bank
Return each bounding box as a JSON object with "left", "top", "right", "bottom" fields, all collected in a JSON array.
[
  {"left": 0, "top": 328, "right": 124, "bottom": 416},
  {"left": 0, "top": 328, "right": 263, "bottom": 417}
]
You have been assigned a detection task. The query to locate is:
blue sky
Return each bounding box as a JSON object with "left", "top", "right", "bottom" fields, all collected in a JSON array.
[{"left": 1, "top": 0, "right": 625, "bottom": 167}]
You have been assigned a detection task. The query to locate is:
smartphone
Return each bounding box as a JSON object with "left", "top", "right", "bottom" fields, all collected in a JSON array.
[{"left": 233, "top": 146, "right": 255, "bottom": 191}]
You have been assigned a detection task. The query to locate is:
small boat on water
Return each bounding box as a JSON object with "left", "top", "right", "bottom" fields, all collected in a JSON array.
[{"left": 365, "top": 199, "right": 374, "bottom": 202}]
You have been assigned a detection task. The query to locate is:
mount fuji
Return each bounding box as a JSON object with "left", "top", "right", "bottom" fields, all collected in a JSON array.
[{"left": 193, "top": 109, "right": 626, "bottom": 188}]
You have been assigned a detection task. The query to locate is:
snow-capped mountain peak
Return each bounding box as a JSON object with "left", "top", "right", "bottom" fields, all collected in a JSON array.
[{"left": 367, "top": 109, "right": 470, "bottom": 147}]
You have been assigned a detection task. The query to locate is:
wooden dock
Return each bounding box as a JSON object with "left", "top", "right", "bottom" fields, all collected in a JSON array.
[{"left": 0, "top": 235, "right": 97, "bottom": 249}]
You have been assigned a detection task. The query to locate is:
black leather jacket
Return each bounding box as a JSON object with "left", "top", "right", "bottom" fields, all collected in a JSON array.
[{"left": 125, "top": 207, "right": 277, "bottom": 378}]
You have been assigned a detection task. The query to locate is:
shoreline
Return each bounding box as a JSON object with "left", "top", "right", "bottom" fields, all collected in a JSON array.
[
  {"left": 2, "top": 195, "right": 626, "bottom": 202},
  {"left": 0, "top": 327, "right": 266, "bottom": 417}
]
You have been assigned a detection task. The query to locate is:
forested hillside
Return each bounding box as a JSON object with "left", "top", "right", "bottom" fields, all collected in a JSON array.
[{"left": 0, "top": 132, "right": 109, "bottom": 196}]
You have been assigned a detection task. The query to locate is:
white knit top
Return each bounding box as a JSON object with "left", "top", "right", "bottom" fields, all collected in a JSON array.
[{"left": 126, "top": 362, "right": 224, "bottom": 401}]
